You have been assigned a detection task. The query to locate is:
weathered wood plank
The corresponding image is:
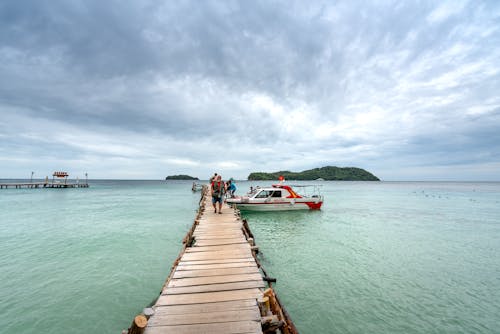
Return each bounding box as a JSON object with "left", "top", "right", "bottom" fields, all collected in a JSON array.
[
  {"left": 193, "top": 239, "right": 249, "bottom": 246},
  {"left": 181, "top": 249, "right": 251, "bottom": 259},
  {"left": 153, "top": 299, "right": 258, "bottom": 315},
  {"left": 181, "top": 251, "right": 252, "bottom": 261},
  {"left": 185, "top": 244, "right": 251, "bottom": 253},
  {"left": 185, "top": 248, "right": 250, "bottom": 255},
  {"left": 196, "top": 222, "right": 241, "bottom": 226},
  {"left": 144, "top": 320, "right": 262, "bottom": 334},
  {"left": 156, "top": 288, "right": 263, "bottom": 306},
  {"left": 196, "top": 222, "right": 240, "bottom": 226},
  {"left": 194, "top": 223, "right": 241, "bottom": 228},
  {"left": 173, "top": 267, "right": 260, "bottom": 279},
  {"left": 167, "top": 273, "right": 263, "bottom": 288},
  {"left": 148, "top": 308, "right": 261, "bottom": 326},
  {"left": 178, "top": 258, "right": 256, "bottom": 266},
  {"left": 193, "top": 233, "right": 244, "bottom": 239},
  {"left": 165, "top": 280, "right": 266, "bottom": 295},
  {"left": 196, "top": 229, "right": 243, "bottom": 235},
  {"left": 177, "top": 261, "right": 257, "bottom": 271},
  {"left": 201, "top": 224, "right": 241, "bottom": 227},
  {"left": 193, "top": 228, "right": 242, "bottom": 233}
]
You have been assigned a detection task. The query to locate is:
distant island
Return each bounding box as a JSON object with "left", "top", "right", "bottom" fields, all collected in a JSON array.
[
  {"left": 165, "top": 175, "right": 199, "bottom": 180},
  {"left": 248, "top": 166, "right": 380, "bottom": 181}
]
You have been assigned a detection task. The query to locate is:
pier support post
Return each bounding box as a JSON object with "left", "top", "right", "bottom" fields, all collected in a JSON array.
[{"left": 127, "top": 314, "right": 148, "bottom": 334}]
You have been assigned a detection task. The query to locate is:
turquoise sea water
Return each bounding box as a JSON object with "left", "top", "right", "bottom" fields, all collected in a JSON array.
[{"left": 1, "top": 180, "right": 499, "bottom": 333}]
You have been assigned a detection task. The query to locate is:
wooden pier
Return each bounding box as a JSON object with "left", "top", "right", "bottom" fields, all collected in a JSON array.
[
  {"left": 126, "top": 186, "right": 298, "bottom": 334},
  {"left": 0, "top": 182, "right": 89, "bottom": 189}
]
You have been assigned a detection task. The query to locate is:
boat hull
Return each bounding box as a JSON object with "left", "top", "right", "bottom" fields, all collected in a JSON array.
[{"left": 227, "top": 200, "right": 323, "bottom": 211}]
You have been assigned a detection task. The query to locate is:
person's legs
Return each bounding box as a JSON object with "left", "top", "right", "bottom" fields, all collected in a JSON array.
[
  {"left": 212, "top": 197, "right": 217, "bottom": 213},
  {"left": 218, "top": 197, "right": 223, "bottom": 213}
]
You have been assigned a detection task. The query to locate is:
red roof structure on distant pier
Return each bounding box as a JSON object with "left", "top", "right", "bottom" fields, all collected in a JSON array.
[{"left": 53, "top": 171, "right": 68, "bottom": 178}]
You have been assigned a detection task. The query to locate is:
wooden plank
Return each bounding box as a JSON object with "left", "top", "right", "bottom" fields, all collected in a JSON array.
[
  {"left": 144, "top": 320, "right": 262, "bottom": 334},
  {"left": 165, "top": 280, "right": 266, "bottom": 295},
  {"left": 193, "top": 233, "right": 244, "bottom": 238},
  {"left": 180, "top": 251, "right": 251, "bottom": 262},
  {"left": 185, "top": 244, "right": 251, "bottom": 253},
  {"left": 183, "top": 249, "right": 251, "bottom": 257},
  {"left": 178, "top": 258, "right": 255, "bottom": 266},
  {"left": 177, "top": 262, "right": 257, "bottom": 271},
  {"left": 193, "top": 226, "right": 243, "bottom": 236},
  {"left": 194, "top": 234, "right": 245, "bottom": 240},
  {"left": 197, "top": 224, "right": 243, "bottom": 229},
  {"left": 197, "top": 221, "right": 239, "bottom": 225},
  {"left": 193, "top": 239, "right": 248, "bottom": 246},
  {"left": 186, "top": 247, "right": 250, "bottom": 254},
  {"left": 195, "top": 220, "right": 241, "bottom": 225},
  {"left": 167, "top": 273, "right": 263, "bottom": 287},
  {"left": 148, "top": 308, "right": 261, "bottom": 326},
  {"left": 193, "top": 224, "right": 242, "bottom": 234},
  {"left": 153, "top": 299, "right": 258, "bottom": 315},
  {"left": 156, "top": 288, "right": 263, "bottom": 306},
  {"left": 195, "top": 222, "right": 240, "bottom": 226},
  {"left": 194, "top": 229, "right": 241, "bottom": 234},
  {"left": 173, "top": 267, "right": 260, "bottom": 279},
  {"left": 193, "top": 228, "right": 242, "bottom": 232},
  {"left": 199, "top": 211, "right": 235, "bottom": 216}
]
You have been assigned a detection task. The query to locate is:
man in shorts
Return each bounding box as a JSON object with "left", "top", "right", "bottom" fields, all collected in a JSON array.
[{"left": 211, "top": 175, "right": 225, "bottom": 214}]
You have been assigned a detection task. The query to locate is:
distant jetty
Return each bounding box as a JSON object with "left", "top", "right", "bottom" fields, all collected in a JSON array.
[
  {"left": 0, "top": 182, "right": 89, "bottom": 189},
  {"left": 165, "top": 174, "right": 199, "bottom": 180},
  {"left": 248, "top": 166, "right": 380, "bottom": 181},
  {"left": 0, "top": 171, "right": 89, "bottom": 189}
]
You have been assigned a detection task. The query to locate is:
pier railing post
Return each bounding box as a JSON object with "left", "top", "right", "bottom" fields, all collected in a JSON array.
[
  {"left": 126, "top": 314, "right": 147, "bottom": 334},
  {"left": 125, "top": 307, "right": 154, "bottom": 334}
]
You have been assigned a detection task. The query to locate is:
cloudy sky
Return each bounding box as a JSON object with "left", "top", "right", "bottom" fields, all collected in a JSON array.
[{"left": 1, "top": 1, "right": 499, "bottom": 181}]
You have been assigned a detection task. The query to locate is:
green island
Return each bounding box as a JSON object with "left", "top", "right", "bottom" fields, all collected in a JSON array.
[
  {"left": 248, "top": 166, "right": 380, "bottom": 181},
  {"left": 165, "top": 175, "right": 199, "bottom": 180}
]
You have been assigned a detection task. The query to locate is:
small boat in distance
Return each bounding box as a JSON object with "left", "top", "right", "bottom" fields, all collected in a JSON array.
[
  {"left": 191, "top": 182, "right": 203, "bottom": 192},
  {"left": 226, "top": 183, "right": 323, "bottom": 211}
]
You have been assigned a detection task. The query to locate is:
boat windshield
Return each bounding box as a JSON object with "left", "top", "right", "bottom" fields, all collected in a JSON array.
[
  {"left": 254, "top": 190, "right": 272, "bottom": 198},
  {"left": 253, "top": 189, "right": 283, "bottom": 198}
]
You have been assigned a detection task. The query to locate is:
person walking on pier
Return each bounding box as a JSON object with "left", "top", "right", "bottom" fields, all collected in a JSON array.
[
  {"left": 211, "top": 175, "right": 225, "bottom": 214},
  {"left": 226, "top": 179, "right": 236, "bottom": 198}
]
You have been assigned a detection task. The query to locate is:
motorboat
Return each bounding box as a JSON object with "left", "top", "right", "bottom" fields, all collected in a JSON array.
[
  {"left": 226, "top": 184, "right": 323, "bottom": 211},
  {"left": 191, "top": 182, "right": 203, "bottom": 192}
]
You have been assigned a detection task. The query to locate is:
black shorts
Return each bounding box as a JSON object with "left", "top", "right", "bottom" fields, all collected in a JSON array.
[{"left": 212, "top": 195, "right": 223, "bottom": 204}]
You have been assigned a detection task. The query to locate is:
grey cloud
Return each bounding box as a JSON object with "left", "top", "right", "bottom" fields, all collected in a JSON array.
[{"left": 1, "top": 0, "right": 500, "bottom": 180}]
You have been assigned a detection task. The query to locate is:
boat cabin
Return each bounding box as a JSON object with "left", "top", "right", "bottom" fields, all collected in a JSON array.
[
  {"left": 253, "top": 189, "right": 285, "bottom": 198},
  {"left": 250, "top": 185, "right": 302, "bottom": 199}
]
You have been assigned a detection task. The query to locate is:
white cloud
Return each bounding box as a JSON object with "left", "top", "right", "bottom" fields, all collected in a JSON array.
[
  {"left": 1, "top": 1, "right": 499, "bottom": 180},
  {"left": 163, "top": 158, "right": 200, "bottom": 167},
  {"left": 427, "top": 1, "right": 468, "bottom": 24}
]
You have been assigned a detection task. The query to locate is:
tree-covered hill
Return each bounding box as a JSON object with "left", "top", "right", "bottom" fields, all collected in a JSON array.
[
  {"left": 165, "top": 175, "right": 199, "bottom": 180},
  {"left": 248, "top": 166, "right": 379, "bottom": 181}
]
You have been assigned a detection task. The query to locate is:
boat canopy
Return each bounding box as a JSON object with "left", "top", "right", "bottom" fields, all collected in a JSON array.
[{"left": 272, "top": 184, "right": 301, "bottom": 198}]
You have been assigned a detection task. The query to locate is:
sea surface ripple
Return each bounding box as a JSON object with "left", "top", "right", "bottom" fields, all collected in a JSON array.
[{"left": 0, "top": 180, "right": 499, "bottom": 333}]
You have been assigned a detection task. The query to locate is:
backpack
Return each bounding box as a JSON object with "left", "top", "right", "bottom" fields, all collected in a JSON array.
[{"left": 212, "top": 181, "right": 223, "bottom": 196}]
